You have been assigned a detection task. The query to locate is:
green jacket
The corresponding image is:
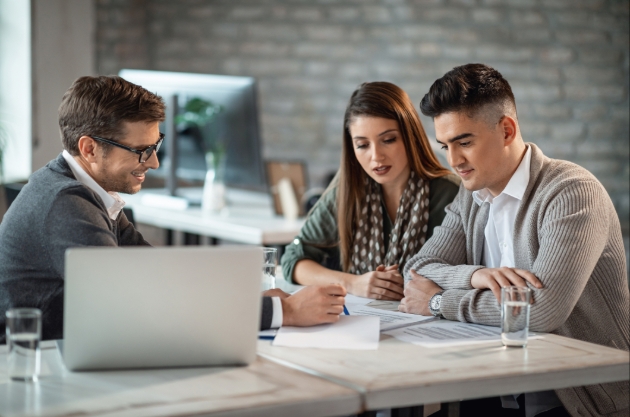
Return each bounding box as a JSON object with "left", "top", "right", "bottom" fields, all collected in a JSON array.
[{"left": 281, "top": 173, "right": 461, "bottom": 283}]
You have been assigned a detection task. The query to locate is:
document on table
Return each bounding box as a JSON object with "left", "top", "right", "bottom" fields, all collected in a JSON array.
[
  {"left": 365, "top": 300, "right": 401, "bottom": 311},
  {"left": 272, "top": 315, "right": 380, "bottom": 350},
  {"left": 345, "top": 303, "right": 434, "bottom": 331},
  {"left": 344, "top": 293, "right": 372, "bottom": 306},
  {"left": 384, "top": 319, "right": 542, "bottom": 347}
]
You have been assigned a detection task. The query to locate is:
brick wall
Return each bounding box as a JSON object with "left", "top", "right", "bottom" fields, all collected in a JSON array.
[{"left": 96, "top": 0, "right": 629, "bottom": 238}]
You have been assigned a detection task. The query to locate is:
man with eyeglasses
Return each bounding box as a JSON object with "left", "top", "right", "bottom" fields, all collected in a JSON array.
[{"left": 0, "top": 75, "right": 345, "bottom": 342}]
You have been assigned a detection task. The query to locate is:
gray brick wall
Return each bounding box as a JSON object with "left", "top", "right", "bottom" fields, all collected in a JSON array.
[{"left": 96, "top": 0, "right": 629, "bottom": 239}]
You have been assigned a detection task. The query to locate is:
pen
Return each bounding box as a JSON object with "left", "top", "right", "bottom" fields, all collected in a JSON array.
[{"left": 343, "top": 305, "right": 349, "bottom": 315}]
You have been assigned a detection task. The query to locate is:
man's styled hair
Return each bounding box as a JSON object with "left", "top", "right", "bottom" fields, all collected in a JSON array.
[
  {"left": 420, "top": 63, "right": 517, "bottom": 124},
  {"left": 58, "top": 75, "right": 166, "bottom": 155}
]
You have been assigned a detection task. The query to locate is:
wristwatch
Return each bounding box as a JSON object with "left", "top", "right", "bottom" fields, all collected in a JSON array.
[{"left": 428, "top": 291, "right": 445, "bottom": 318}]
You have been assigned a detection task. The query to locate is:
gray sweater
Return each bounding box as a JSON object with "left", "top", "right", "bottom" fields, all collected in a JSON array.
[
  {"left": 0, "top": 154, "right": 276, "bottom": 339},
  {"left": 0, "top": 154, "right": 150, "bottom": 341},
  {"left": 405, "top": 143, "right": 629, "bottom": 417}
]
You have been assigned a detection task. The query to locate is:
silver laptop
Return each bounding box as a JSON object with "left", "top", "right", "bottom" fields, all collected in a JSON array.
[{"left": 63, "top": 246, "right": 262, "bottom": 371}]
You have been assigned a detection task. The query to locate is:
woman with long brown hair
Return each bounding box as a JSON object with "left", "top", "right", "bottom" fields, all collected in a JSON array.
[{"left": 281, "top": 82, "right": 460, "bottom": 300}]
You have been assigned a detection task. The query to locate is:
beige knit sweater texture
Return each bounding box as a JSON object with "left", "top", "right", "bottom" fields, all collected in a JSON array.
[{"left": 405, "top": 143, "right": 629, "bottom": 417}]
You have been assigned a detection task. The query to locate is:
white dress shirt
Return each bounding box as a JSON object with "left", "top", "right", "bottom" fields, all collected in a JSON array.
[
  {"left": 62, "top": 150, "right": 126, "bottom": 220},
  {"left": 473, "top": 145, "right": 562, "bottom": 416},
  {"left": 474, "top": 146, "right": 531, "bottom": 269},
  {"left": 270, "top": 297, "right": 283, "bottom": 328}
]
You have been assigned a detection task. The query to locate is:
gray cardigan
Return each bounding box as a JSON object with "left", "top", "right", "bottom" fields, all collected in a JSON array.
[{"left": 405, "top": 143, "right": 629, "bottom": 417}]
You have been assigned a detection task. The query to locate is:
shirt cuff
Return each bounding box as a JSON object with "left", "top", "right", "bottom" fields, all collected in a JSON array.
[{"left": 270, "top": 296, "right": 283, "bottom": 328}]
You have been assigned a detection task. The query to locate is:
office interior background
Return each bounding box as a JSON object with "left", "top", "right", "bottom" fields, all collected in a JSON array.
[{"left": 0, "top": 0, "right": 628, "bottom": 275}]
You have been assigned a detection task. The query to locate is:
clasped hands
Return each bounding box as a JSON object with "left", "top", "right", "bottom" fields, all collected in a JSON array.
[
  {"left": 349, "top": 264, "right": 405, "bottom": 301},
  {"left": 399, "top": 267, "right": 543, "bottom": 316}
]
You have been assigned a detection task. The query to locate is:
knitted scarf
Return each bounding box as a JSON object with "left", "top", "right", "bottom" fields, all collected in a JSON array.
[{"left": 348, "top": 171, "right": 430, "bottom": 274}]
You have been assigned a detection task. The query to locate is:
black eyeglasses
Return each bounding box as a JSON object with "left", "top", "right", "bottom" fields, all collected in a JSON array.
[{"left": 90, "top": 133, "right": 165, "bottom": 163}]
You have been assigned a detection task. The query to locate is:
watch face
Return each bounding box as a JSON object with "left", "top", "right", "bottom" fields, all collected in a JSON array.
[{"left": 430, "top": 294, "right": 441, "bottom": 311}]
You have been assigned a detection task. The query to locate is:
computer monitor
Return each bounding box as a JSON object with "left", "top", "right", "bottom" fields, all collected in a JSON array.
[{"left": 119, "top": 69, "right": 266, "bottom": 192}]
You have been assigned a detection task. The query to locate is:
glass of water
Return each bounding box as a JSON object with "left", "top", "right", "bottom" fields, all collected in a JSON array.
[
  {"left": 6, "top": 308, "right": 42, "bottom": 381},
  {"left": 501, "top": 287, "right": 531, "bottom": 348},
  {"left": 262, "top": 247, "right": 278, "bottom": 291}
]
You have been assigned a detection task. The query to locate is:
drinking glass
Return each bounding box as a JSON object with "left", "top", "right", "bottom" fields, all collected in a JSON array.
[
  {"left": 261, "top": 248, "right": 277, "bottom": 291},
  {"left": 6, "top": 308, "right": 42, "bottom": 381},
  {"left": 501, "top": 287, "right": 531, "bottom": 348}
]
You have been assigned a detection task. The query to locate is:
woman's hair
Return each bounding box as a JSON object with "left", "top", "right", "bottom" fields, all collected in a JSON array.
[{"left": 337, "top": 81, "right": 451, "bottom": 272}]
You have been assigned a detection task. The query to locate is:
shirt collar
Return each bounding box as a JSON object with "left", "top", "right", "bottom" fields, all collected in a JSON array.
[
  {"left": 62, "top": 150, "right": 126, "bottom": 220},
  {"left": 473, "top": 145, "right": 532, "bottom": 206}
]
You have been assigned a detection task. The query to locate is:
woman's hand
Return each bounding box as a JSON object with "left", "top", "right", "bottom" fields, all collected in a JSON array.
[{"left": 349, "top": 264, "right": 404, "bottom": 300}]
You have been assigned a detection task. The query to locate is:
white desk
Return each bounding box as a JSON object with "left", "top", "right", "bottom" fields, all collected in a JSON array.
[
  {"left": 0, "top": 341, "right": 361, "bottom": 417},
  {"left": 121, "top": 188, "right": 304, "bottom": 245},
  {"left": 258, "top": 332, "right": 630, "bottom": 413}
]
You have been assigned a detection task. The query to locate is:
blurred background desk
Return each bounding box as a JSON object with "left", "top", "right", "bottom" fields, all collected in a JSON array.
[{"left": 122, "top": 188, "right": 304, "bottom": 246}]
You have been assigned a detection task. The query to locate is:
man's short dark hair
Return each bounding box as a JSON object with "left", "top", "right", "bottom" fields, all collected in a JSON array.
[
  {"left": 420, "top": 63, "right": 517, "bottom": 123},
  {"left": 58, "top": 75, "right": 166, "bottom": 155}
]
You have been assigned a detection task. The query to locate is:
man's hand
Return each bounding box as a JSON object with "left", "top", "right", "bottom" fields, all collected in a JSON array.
[
  {"left": 471, "top": 267, "right": 542, "bottom": 302},
  {"left": 398, "top": 270, "right": 443, "bottom": 316},
  {"left": 281, "top": 284, "right": 347, "bottom": 327},
  {"left": 261, "top": 288, "right": 290, "bottom": 299},
  {"left": 350, "top": 264, "right": 404, "bottom": 301}
]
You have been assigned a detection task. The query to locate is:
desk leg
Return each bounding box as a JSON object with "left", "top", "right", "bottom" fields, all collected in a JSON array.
[
  {"left": 392, "top": 405, "right": 424, "bottom": 417},
  {"left": 440, "top": 402, "right": 460, "bottom": 417}
]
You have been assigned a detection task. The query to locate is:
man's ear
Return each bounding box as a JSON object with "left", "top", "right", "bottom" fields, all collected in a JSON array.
[
  {"left": 500, "top": 116, "right": 518, "bottom": 146},
  {"left": 77, "top": 136, "right": 99, "bottom": 162}
]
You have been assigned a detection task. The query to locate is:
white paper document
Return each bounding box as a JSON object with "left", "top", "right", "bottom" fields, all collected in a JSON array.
[
  {"left": 344, "top": 293, "right": 373, "bottom": 306},
  {"left": 272, "top": 315, "right": 380, "bottom": 350},
  {"left": 384, "top": 319, "right": 542, "bottom": 347},
  {"left": 345, "top": 304, "right": 434, "bottom": 331}
]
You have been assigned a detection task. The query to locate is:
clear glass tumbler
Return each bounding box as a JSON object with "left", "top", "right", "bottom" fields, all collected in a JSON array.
[
  {"left": 261, "top": 248, "right": 278, "bottom": 291},
  {"left": 6, "top": 308, "right": 42, "bottom": 381},
  {"left": 501, "top": 287, "right": 531, "bottom": 348}
]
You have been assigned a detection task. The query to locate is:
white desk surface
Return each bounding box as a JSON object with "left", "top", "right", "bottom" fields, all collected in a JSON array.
[
  {"left": 0, "top": 341, "right": 360, "bottom": 417},
  {"left": 121, "top": 188, "right": 304, "bottom": 245},
  {"left": 258, "top": 332, "right": 630, "bottom": 411}
]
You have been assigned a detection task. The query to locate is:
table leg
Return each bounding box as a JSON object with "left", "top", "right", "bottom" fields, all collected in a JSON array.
[
  {"left": 440, "top": 402, "right": 460, "bottom": 417},
  {"left": 392, "top": 405, "right": 424, "bottom": 417}
]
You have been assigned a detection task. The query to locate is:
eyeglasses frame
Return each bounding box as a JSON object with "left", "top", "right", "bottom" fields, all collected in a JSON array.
[{"left": 89, "top": 133, "right": 165, "bottom": 163}]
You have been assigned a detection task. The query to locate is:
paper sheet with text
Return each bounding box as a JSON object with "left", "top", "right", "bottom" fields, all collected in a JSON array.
[{"left": 383, "top": 319, "right": 543, "bottom": 347}]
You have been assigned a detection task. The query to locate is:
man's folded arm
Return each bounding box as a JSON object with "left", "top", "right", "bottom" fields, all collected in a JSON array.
[
  {"left": 439, "top": 181, "right": 611, "bottom": 332},
  {"left": 404, "top": 191, "right": 483, "bottom": 290}
]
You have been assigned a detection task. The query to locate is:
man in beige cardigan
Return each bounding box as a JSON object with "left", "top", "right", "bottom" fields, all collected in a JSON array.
[{"left": 401, "top": 64, "right": 629, "bottom": 417}]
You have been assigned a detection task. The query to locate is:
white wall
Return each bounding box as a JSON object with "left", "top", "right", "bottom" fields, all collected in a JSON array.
[
  {"left": 31, "top": 0, "right": 95, "bottom": 172},
  {"left": 0, "top": 0, "right": 32, "bottom": 183}
]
